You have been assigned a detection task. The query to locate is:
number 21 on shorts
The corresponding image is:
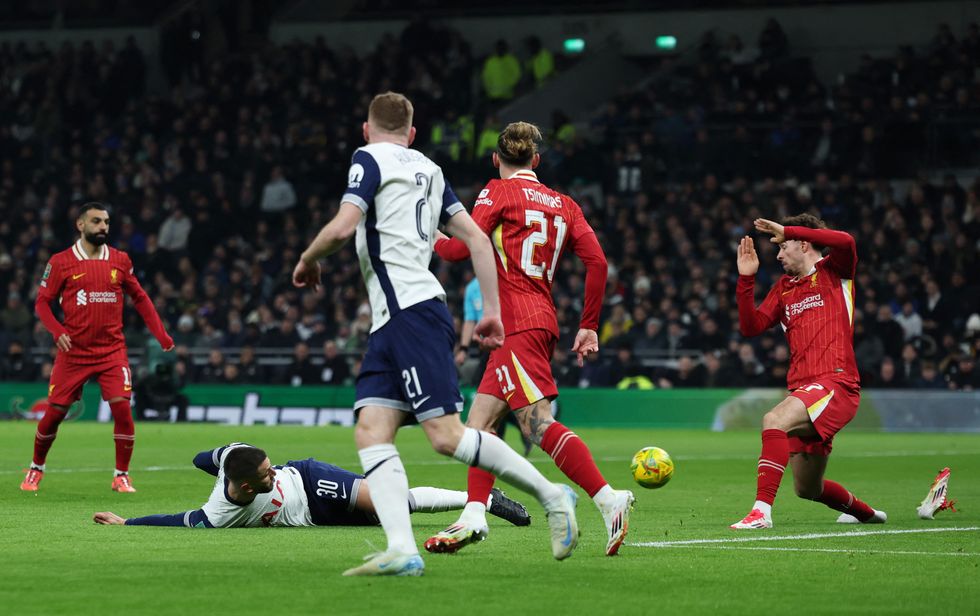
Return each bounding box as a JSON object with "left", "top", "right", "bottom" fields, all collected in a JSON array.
[{"left": 496, "top": 365, "right": 516, "bottom": 395}]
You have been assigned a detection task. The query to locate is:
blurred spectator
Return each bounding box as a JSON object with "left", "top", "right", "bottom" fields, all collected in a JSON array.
[
  {"left": 735, "top": 343, "right": 767, "bottom": 387},
  {"left": 318, "top": 340, "right": 350, "bottom": 385},
  {"left": 669, "top": 355, "right": 706, "bottom": 388},
  {"left": 525, "top": 36, "right": 555, "bottom": 87},
  {"left": 482, "top": 40, "right": 521, "bottom": 101},
  {"left": 238, "top": 345, "right": 266, "bottom": 382},
  {"left": 599, "top": 304, "right": 633, "bottom": 345},
  {"left": 158, "top": 208, "right": 192, "bottom": 253},
  {"left": 551, "top": 346, "right": 581, "bottom": 387},
  {"left": 898, "top": 343, "right": 922, "bottom": 383},
  {"left": 284, "top": 342, "right": 318, "bottom": 386},
  {"left": 914, "top": 362, "right": 947, "bottom": 389},
  {"left": 894, "top": 301, "right": 923, "bottom": 341},
  {"left": 874, "top": 356, "right": 903, "bottom": 387},
  {"left": 608, "top": 344, "right": 651, "bottom": 388},
  {"left": 221, "top": 363, "right": 241, "bottom": 384},
  {"left": 0, "top": 340, "right": 37, "bottom": 381},
  {"left": 874, "top": 305, "right": 906, "bottom": 359},
  {"left": 946, "top": 355, "right": 979, "bottom": 390},
  {"left": 199, "top": 349, "right": 226, "bottom": 383},
  {"left": 259, "top": 166, "right": 297, "bottom": 215},
  {"left": 1, "top": 293, "right": 32, "bottom": 343}
]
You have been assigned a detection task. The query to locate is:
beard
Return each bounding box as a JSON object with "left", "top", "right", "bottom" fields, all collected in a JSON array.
[{"left": 84, "top": 230, "right": 108, "bottom": 245}]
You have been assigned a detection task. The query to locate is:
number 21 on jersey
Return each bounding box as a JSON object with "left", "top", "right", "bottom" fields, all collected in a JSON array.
[{"left": 520, "top": 210, "right": 567, "bottom": 282}]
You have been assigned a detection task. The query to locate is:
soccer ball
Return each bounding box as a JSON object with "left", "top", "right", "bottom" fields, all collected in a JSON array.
[{"left": 630, "top": 446, "right": 674, "bottom": 489}]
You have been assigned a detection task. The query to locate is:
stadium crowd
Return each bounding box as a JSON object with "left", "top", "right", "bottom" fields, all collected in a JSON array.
[{"left": 0, "top": 18, "right": 977, "bottom": 391}]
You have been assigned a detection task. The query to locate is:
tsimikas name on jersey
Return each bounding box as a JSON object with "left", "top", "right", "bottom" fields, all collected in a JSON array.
[{"left": 520, "top": 187, "right": 562, "bottom": 209}]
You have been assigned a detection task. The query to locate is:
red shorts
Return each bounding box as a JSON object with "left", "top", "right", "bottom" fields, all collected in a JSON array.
[
  {"left": 787, "top": 377, "right": 860, "bottom": 455},
  {"left": 477, "top": 329, "right": 558, "bottom": 411},
  {"left": 48, "top": 357, "right": 133, "bottom": 407}
]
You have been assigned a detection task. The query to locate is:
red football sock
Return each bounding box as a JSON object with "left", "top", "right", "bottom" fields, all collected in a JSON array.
[
  {"left": 467, "top": 466, "right": 497, "bottom": 506},
  {"left": 756, "top": 428, "right": 789, "bottom": 505},
  {"left": 110, "top": 400, "right": 135, "bottom": 472},
  {"left": 818, "top": 479, "right": 875, "bottom": 521},
  {"left": 540, "top": 422, "right": 607, "bottom": 497},
  {"left": 33, "top": 406, "right": 68, "bottom": 466}
]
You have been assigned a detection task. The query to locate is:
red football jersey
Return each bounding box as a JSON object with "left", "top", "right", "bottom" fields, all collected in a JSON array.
[
  {"left": 442, "top": 170, "right": 605, "bottom": 336},
  {"left": 737, "top": 226, "right": 860, "bottom": 390},
  {"left": 36, "top": 240, "right": 170, "bottom": 364}
]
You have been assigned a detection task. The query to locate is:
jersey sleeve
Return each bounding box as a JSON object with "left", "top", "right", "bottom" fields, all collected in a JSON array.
[
  {"left": 434, "top": 181, "right": 504, "bottom": 261},
  {"left": 125, "top": 510, "right": 214, "bottom": 528},
  {"left": 121, "top": 253, "right": 173, "bottom": 349},
  {"left": 784, "top": 226, "right": 857, "bottom": 279},
  {"left": 439, "top": 179, "right": 465, "bottom": 225},
  {"left": 736, "top": 275, "right": 782, "bottom": 336},
  {"left": 35, "top": 258, "right": 68, "bottom": 340},
  {"left": 566, "top": 202, "right": 607, "bottom": 331},
  {"left": 340, "top": 149, "right": 382, "bottom": 213}
]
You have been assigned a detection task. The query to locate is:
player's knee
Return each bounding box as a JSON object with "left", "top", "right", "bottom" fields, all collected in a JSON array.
[
  {"left": 428, "top": 433, "right": 460, "bottom": 457},
  {"left": 762, "top": 409, "right": 787, "bottom": 431},
  {"left": 354, "top": 422, "right": 384, "bottom": 448},
  {"left": 794, "top": 482, "right": 822, "bottom": 500}
]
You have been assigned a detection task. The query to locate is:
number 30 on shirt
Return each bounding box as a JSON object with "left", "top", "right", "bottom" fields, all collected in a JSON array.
[{"left": 520, "top": 211, "right": 567, "bottom": 282}]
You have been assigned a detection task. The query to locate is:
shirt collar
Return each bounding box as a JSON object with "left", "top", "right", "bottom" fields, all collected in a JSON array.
[
  {"left": 72, "top": 239, "right": 109, "bottom": 261},
  {"left": 507, "top": 169, "right": 539, "bottom": 183}
]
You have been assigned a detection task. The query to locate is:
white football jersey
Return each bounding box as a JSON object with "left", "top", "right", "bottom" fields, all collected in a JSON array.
[
  {"left": 200, "top": 443, "right": 313, "bottom": 528},
  {"left": 342, "top": 142, "right": 463, "bottom": 332}
]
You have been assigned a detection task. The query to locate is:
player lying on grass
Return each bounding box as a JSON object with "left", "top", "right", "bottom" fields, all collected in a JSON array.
[{"left": 93, "top": 443, "right": 530, "bottom": 528}]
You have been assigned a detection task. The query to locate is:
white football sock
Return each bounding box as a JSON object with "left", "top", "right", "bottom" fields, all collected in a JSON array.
[
  {"left": 592, "top": 484, "right": 615, "bottom": 509},
  {"left": 114, "top": 469, "right": 128, "bottom": 477},
  {"left": 408, "top": 487, "right": 467, "bottom": 513},
  {"left": 753, "top": 500, "right": 773, "bottom": 518},
  {"left": 453, "top": 428, "right": 562, "bottom": 508},
  {"left": 358, "top": 444, "right": 417, "bottom": 555},
  {"left": 30, "top": 463, "right": 45, "bottom": 472}
]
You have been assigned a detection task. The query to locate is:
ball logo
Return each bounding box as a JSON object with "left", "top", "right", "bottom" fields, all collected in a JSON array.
[
  {"left": 76, "top": 289, "right": 88, "bottom": 306},
  {"left": 348, "top": 163, "right": 365, "bottom": 188}
]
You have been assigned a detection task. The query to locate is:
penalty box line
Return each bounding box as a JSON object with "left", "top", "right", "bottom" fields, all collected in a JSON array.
[{"left": 631, "top": 526, "right": 980, "bottom": 548}]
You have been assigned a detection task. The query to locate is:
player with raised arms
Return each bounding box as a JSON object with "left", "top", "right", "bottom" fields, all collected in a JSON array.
[
  {"left": 426, "top": 122, "right": 635, "bottom": 556},
  {"left": 93, "top": 442, "right": 530, "bottom": 529},
  {"left": 292, "top": 92, "right": 579, "bottom": 577},
  {"left": 731, "top": 215, "right": 886, "bottom": 529},
  {"left": 22, "top": 202, "right": 174, "bottom": 493}
]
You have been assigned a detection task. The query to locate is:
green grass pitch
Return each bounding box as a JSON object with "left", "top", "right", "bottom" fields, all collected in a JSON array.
[{"left": 1, "top": 422, "right": 978, "bottom": 615}]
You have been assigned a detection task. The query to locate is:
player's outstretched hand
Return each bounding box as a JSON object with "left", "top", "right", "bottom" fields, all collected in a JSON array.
[
  {"left": 161, "top": 335, "right": 175, "bottom": 352},
  {"left": 93, "top": 511, "right": 127, "bottom": 525},
  {"left": 292, "top": 258, "right": 322, "bottom": 291},
  {"left": 754, "top": 218, "right": 786, "bottom": 243},
  {"left": 56, "top": 334, "right": 71, "bottom": 353},
  {"left": 571, "top": 328, "right": 599, "bottom": 367},
  {"left": 474, "top": 316, "right": 504, "bottom": 350},
  {"left": 737, "top": 236, "right": 760, "bottom": 276}
]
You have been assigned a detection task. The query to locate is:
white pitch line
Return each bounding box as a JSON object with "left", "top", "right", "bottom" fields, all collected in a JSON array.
[
  {"left": 3, "top": 448, "right": 979, "bottom": 475},
  {"left": 631, "top": 526, "right": 980, "bottom": 547},
  {"left": 643, "top": 544, "right": 980, "bottom": 557}
]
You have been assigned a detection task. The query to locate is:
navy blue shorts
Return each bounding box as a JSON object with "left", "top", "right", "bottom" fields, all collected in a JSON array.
[
  {"left": 286, "top": 458, "right": 376, "bottom": 527},
  {"left": 354, "top": 298, "right": 463, "bottom": 422}
]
